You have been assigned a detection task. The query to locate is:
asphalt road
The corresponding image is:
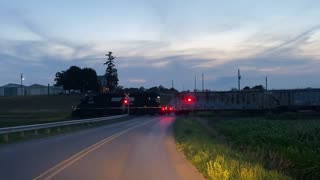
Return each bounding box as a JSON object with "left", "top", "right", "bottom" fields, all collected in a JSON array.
[{"left": 0, "top": 116, "right": 205, "bottom": 180}]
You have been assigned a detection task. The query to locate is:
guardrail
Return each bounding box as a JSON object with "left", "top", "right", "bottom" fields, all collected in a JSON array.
[{"left": 0, "top": 114, "right": 128, "bottom": 142}]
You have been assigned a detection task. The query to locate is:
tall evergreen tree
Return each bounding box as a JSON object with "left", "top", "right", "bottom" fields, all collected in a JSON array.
[{"left": 104, "top": 51, "right": 119, "bottom": 91}]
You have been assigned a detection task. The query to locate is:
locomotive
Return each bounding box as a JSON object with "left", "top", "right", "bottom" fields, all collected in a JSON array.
[{"left": 72, "top": 92, "right": 163, "bottom": 117}]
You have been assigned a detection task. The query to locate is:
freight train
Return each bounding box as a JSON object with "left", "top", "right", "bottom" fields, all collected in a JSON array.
[{"left": 72, "top": 88, "right": 320, "bottom": 117}]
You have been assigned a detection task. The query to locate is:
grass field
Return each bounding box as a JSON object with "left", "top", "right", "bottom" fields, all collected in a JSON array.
[
  {"left": 0, "top": 95, "right": 81, "bottom": 127},
  {"left": 174, "top": 116, "right": 320, "bottom": 179}
]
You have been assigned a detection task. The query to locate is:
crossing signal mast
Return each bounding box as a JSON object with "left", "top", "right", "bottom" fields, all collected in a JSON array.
[{"left": 123, "top": 93, "right": 131, "bottom": 115}]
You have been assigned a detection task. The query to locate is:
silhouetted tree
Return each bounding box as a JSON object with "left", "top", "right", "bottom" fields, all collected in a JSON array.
[
  {"left": 104, "top": 52, "right": 119, "bottom": 92},
  {"left": 252, "top": 85, "right": 265, "bottom": 91},
  {"left": 81, "top": 68, "right": 99, "bottom": 92},
  {"left": 147, "top": 86, "right": 160, "bottom": 93},
  {"left": 56, "top": 66, "right": 82, "bottom": 92},
  {"left": 55, "top": 71, "right": 66, "bottom": 87},
  {"left": 114, "top": 86, "right": 124, "bottom": 93},
  {"left": 146, "top": 86, "right": 178, "bottom": 93},
  {"left": 55, "top": 66, "right": 99, "bottom": 93},
  {"left": 139, "top": 86, "right": 146, "bottom": 92},
  {"left": 230, "top": 88, "right": 238, "bottom": 91},
  {"left": 243, "top": 86, "right": 251, "bottom": 91},
  {"left": 169, "top": 87, "right": 179, "bottom": 93}
]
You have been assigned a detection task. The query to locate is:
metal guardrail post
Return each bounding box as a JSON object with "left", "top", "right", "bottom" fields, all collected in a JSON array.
[
  {"left": 20, "top": 131, "right": 24, "bottom": 138},
  {"left": 3, "top": 134, "right": 8, "bottom": 143}
]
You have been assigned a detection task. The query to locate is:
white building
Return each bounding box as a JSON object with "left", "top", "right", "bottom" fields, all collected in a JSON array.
[
  {"left": 0, "top": 83, "right": 26, "bottom": 96},
  {"left": 26, "top": 84, "right": 47, "bottom": 95},
  {"left": 0, "top": 84, "right": 63, "bottom": 96}
]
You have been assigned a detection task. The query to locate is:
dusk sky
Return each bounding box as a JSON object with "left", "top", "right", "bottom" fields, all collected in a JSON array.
[{"left": 1, "top": 0, "right": 320, "bottom": 90}]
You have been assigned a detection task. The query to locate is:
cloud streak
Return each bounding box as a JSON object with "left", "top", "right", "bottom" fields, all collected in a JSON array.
[{"left": 258, "top": 25, "right": 320, "bottom": 56}]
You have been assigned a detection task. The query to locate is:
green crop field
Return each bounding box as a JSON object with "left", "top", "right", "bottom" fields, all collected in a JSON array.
[
  {"left": 0, "top": 95, "right": 81, "bottom": 127},
  {"left": 174, "top": 116, "right": 320, "bottom": 180}
]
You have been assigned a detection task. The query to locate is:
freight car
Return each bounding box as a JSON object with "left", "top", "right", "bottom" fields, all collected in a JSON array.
[
  {"left": 171, "top": 89, "right": 320, "bottom": 114},
  {"left": 72, "top": 92, "right": 162, "bottom": 117}
]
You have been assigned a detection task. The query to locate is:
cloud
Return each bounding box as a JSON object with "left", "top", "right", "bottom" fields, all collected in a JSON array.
[{"left": 128, "top": 79, "right": 147, "bottom": 83}]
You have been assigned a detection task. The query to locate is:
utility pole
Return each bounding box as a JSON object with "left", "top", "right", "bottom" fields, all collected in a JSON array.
[
  {"left": 238, "top": 69, "right": 241, "bottom": 91},
  {"left": 265, "top": 76, "right": 268, "bottom": 90},
  {"left": 20, "top": 73, "right": 23, "bottom": 96},
  {"left": 171, "top": 80, "right": 174, "bottom": 89},
  {"left": 194, "top": 75, "right": 197, "bottom": 92},
  {"left": 202, "top": 73, "right": 204, "bottom": 92}
]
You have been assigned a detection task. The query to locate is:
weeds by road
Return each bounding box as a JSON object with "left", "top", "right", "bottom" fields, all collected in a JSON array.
[
  {"left": 210, "top": 117, "right": 320, "bottom": 179},
  {"left": 174, "top": 117, "right": 290, "bottom": 180}
]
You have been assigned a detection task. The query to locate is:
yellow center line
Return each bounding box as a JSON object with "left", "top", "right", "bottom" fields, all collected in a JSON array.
[{"left": 33, "top": 120, "right": 153, "bottom": 180}]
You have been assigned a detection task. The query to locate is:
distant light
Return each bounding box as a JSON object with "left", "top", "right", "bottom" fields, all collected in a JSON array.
[
  {"left": 123, "top": 99, "right": 128, "bottom": 104},
  {"left": 187, "top": 98, "right": 192, "bottom": 102}
]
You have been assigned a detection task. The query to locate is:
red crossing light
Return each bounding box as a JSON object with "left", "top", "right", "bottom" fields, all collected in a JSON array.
[
  {"left": 184, "top": 95, "right": 195, "bottom": 103},
  {"left": 123, "top": 99, "right": 128, "bottom": 104}
]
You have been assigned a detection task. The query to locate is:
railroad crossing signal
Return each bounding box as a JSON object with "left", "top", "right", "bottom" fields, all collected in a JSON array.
[{"left": 124, "top": 93, "right": 131, "bottom": 115}]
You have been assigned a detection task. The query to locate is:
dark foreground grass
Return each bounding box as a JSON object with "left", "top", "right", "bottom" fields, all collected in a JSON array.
[
  {"left": 174, "top": 117, "right": 289, "bottom": 180},
  {"left": 209, "top": 117, "right": 320, "bottom": 179},
  {"left": 0, "top": 95, "right": 80, "bottom": 112}
]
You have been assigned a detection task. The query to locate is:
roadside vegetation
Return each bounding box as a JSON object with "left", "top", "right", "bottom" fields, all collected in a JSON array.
[
  {"left": 174, "top": 115, "right": 320, "bottom": 179},
  {"left": 0, "top": 95, "right": 80, "bottom": 127}
]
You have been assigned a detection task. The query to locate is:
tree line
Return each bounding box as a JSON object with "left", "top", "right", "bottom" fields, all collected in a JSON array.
[
  {"left": 54, "top": 51, "right": 119, "bottom": 93},
  {"left": 54, "top": 51, "right": 178, "bottom": 94}
]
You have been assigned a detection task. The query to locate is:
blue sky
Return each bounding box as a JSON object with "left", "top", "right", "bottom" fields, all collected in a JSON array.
[{"left": 1, "top": 0, "right": 320, "bottom": 90}]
